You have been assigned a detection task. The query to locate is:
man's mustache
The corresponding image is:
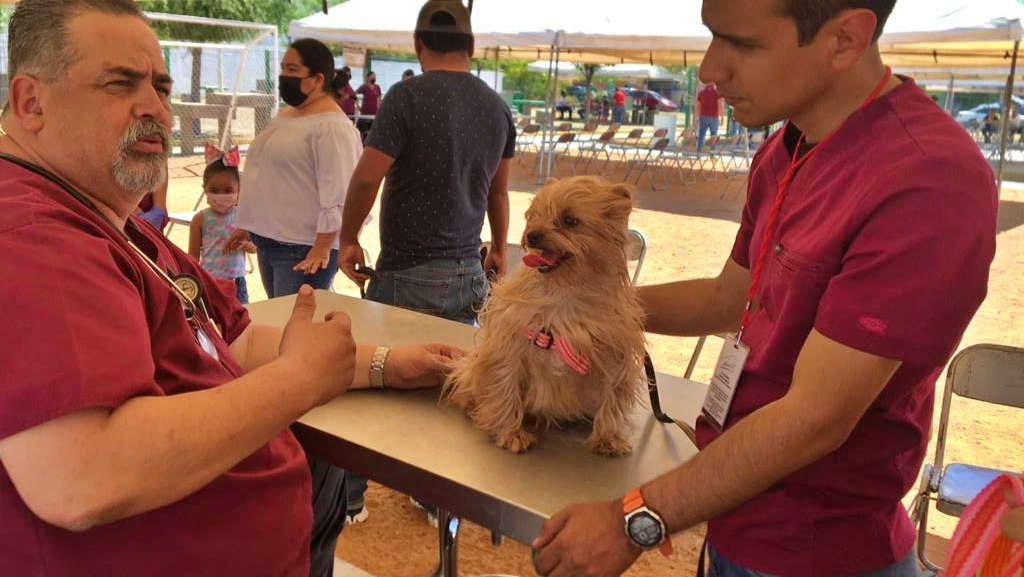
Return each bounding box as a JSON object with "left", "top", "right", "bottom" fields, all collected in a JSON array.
[{"left": 120, "top": 120, "right": 170, "bottom": 156}]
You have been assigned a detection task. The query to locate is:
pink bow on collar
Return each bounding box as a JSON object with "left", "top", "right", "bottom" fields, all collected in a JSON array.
[
  {"left": 525, "top": 329, "right": 591, "bottom": 376},
  {"left": 204, "top": 143, "right": 240, "bottom": 167}
]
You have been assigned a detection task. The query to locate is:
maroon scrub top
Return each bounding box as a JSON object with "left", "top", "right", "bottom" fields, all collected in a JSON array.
[
  {"left": 699, "top": 78, "right": 998, "bottom": 574},
  {"left": 0, "top": 160, "right": 312, "bottom": 576}
]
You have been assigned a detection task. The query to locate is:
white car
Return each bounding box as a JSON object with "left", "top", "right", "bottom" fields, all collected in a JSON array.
[{"left": 954, "top": 96, "right": 1024, "bottom": 129}]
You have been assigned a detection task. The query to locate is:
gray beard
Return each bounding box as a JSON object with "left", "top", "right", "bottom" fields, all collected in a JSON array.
[{"left": 112, "top": 149, "right": 167, "bottom": 194}]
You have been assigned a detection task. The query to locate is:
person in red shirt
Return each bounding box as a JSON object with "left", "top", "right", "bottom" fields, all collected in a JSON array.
[
  {"left": 331, "top": 65, "right": 358, "bottom": 118},
  {"left": 697, "top": 81, "right": 722, "bottom": 150},
  {"left": 532, "top": 1, "right": 997, "bottom": 575},
  {"left": 356, "top": 70, "right": 382, "bottom": 139},
  {"left": 612, "top": 85, "right": 627, "bottom": 124},
  {"left": 0, "top": 2, "right": 459, "bottom": 576}
]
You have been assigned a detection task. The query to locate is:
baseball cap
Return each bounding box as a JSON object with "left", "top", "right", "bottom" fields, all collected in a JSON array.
[{"left": 415, "top": 0, "right": 473, "bottom": 35}]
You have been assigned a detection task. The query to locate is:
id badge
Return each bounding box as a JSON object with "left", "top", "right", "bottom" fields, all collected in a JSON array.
[
  {"left": 701, "top": 336, "right": 750, "bottom": 430},
  {"left": 194, "top": 324, "right": 221, "bottom": 362}
]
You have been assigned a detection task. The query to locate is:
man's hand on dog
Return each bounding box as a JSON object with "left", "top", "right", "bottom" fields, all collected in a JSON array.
[
  {"left": 384, "top": 344, "right": 465, "bottom": 389},
  {"left": 531, "top": 500, "right": 640, "bottom": 577}
]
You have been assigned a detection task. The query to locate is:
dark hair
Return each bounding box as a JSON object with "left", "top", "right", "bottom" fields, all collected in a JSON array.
[
  {"left": 331, "top": 67, "right": 351, "bottom": 92},
  {"left": 203, "top": 160, "right": 240, "bottom": 186},
  {"left": 778, "top": 0, "right": 896, "bottom": 45},
  {"left": 288, "top": 38, "right": 336, "bottom": 93},
  {"left": 9, "top": 0, "right": 143, "bottom": 83},
  {"left": 403, "top": 69, "right": 415, "bottom": 77},
  {"left": 415, "top": 30, "right": 473, "bottom": 54}
]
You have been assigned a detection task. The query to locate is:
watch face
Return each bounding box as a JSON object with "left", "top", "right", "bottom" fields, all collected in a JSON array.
[{"left": 627, "top": 511, "right": 663, "bottom": 548}]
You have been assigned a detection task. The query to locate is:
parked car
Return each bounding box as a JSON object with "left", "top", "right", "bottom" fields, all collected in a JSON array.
[
  {"left": 628, "top": 89, "right": 678, "bottom": 112},
  {"left": 955, "top": 96, "right": 1024, "bottom": 129},
  {"left": 956, "top": 103, "right": 1002, "bottom": 129},
  {"left": 564, "top": 84, "right": 600, "bottom": 102}
]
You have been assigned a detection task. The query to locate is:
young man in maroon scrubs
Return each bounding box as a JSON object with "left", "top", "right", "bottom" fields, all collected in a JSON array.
[
  {"left": 532, "top": 1, "right": 998, "bottom": 576},
  {"left": 0, "top": 1, "right": 458, "bottom": 575}
]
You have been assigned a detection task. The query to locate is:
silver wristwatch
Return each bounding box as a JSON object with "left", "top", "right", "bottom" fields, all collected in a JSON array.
[{"left": 369, "top": 345, "right": 391, "bottom": 389}]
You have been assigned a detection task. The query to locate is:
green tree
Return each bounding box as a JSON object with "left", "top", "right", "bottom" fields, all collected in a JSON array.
[
  {"left": 577, "top": 63, "right": 601, "bottom": 118},
  {"left": 500, "top": 59, "right": 550, "bottom": 101}
]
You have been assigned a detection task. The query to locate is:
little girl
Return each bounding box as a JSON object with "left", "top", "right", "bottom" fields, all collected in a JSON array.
[{"left": 189, "top": 144, "right": 255, "bottom": 303}]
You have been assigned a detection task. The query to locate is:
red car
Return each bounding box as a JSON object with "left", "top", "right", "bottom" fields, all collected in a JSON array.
[{"left": 628, "top": 89, "right": 679, "bottom": 112}]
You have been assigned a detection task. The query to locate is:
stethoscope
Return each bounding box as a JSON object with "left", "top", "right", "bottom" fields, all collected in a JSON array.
[{"left": 0, "top": 152, "right": 224, "bottom": 358}]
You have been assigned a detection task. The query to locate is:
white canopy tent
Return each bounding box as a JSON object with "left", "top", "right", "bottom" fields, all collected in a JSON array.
[
  {"left": 525, "top": 61, "right": 678, "bottom": 80},
  {"left": 290, "top": 0, "right": 1023, "bottom": 69},
  {"left": 289, "top": 0, "right": 1024, "bottom": 187}
]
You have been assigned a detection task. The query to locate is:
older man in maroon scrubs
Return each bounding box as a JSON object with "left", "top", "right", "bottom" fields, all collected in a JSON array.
[
  {"left": 0, "top": 1, "right": 457, "bottom": 575},
  {"left": 532, "top": 1, "right": 998, "bottom": 576}
]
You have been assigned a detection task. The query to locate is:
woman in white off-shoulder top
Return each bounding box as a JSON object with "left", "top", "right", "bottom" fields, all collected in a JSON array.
[{"left": 228, "top": 38, "right": 362, "bottom": 298}]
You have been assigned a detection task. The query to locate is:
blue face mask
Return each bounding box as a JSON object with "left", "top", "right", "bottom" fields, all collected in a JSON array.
[{"left": 279, "top": 75, "right": 311, "bottom": 107}]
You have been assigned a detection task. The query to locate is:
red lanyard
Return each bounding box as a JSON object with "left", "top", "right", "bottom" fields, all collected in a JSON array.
[{"left": 735, "top": 67, "right": 893, "bottom": 345}]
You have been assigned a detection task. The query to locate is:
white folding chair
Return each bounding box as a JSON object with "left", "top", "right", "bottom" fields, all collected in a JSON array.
[
  {"left": 912, "top": 343, "right": 1024, "bottom": 572},
  {"left": 626, "top": 229, "right": 647, "bottom": 286}
]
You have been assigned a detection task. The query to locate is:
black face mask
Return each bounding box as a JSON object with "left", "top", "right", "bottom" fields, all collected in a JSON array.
[{"left": 279, "top": 75, "right": 311, "bottom": 107}]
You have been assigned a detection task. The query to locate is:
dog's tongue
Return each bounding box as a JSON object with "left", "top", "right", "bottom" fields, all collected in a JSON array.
[{"left": 522, "top": 250, "right": 559, "bottom": 269}]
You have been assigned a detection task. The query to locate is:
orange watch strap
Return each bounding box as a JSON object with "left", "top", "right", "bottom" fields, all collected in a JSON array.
[
  {"left": 623, "top": 488, "right": 645, "bottom": 513},
  {"left": 623, "top": 488, "right": 674, "bottom": 557}
]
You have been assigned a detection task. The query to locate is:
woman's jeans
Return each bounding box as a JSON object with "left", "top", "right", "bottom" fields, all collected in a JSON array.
[{"left": 251, "top": 233, "right": 338, "bottom": 298}]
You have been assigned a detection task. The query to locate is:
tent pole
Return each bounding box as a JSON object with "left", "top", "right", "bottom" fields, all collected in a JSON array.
[
  {"left": 944, "top": 74, "right": 955, "bottom": 113},
  {"left": 536, "top": 44, "right": 556, "bottom": 183},
  {"left": 997, "top": 40, "right": 1019, "bottom": 198},
  {"left": 494, "top": 49, "right": 500, "bottom": 91},
  {"left": 544, "top": 42, "right": 562, "bottom": 183}
]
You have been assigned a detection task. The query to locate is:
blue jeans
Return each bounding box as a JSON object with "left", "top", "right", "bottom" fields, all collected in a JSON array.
[
  {"left": 698, "top": 115, "right": 720, "bottom": 151},
  {"left": 613, "top": 105, "right": 625, "bottom": 124},
  {"left": 234, "top": 276, "right": 249, "bottom": 304},
  {"left": 250, "top": 233, "right": 338, "bottom": 299},
  {"left": 345, "top": 258, "right": 487, "bottom": 511},
  {"left": 707, "top": 545, "right": 927, "bottom": 577},
  {"left": 366, "top": 257, "right": 487, "bottom": 325}
]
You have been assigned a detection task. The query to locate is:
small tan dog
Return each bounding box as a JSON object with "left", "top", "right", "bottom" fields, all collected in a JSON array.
[{"left": 444, "top": 176, "right": 646, "bottom": 456}]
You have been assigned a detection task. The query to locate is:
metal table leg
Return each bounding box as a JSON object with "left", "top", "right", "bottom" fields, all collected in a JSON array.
[{"left": 435, "top": 509, "right": 459, "bottom": 577}]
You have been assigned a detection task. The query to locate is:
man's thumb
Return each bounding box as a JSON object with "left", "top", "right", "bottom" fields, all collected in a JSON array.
[{"left": 289, "top": 284, "right": 317, "bottom": 324}]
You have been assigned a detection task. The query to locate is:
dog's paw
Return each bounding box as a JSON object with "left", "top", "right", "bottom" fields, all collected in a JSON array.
[
  {"left": 496, "top": 429, "right": 536, "bottom": 454},
  {"left": 585, "top": 434, "right": 632, "bottom": 456}
]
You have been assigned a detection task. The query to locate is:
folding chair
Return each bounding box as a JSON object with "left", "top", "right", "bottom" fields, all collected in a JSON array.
[
  {"left": 912, "top": 343, "right": 1024, "bottom": 572},
  {"left": 605, "top": 128, "right": 647, "bottom": 174},
  {"left": 573, "top": 129, "right": 616, "bottom": 173},
  {"left": 515, "top": 124, "right": 541, "bottom": 164},
  {"left": 555, "top": 122, "right": 573, "bottom": 133},
  {"left": 543, "top": 132, "right": 578, "bottom": 176},
  {"left": 626, "top": 229, "right": 647, "bottom": 286},
  {"left": 622, "top": 137, "right": 670, "bottom": 190}
]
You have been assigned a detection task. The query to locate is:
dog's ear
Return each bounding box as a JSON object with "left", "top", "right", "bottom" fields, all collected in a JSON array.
[
  {"left": 601, "top": 182, "right": 635, "bottom": 220},
  {"left": 606, "top": 182, "right": 634, "bottom": 202}
]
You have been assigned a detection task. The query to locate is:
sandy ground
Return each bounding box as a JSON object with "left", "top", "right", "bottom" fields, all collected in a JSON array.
[{"left": 163, "top": 150, "right": 1023, "bottom": 576}]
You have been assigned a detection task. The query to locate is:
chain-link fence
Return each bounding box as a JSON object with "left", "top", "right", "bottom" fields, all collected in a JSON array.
[
  {"left": 147, "top": 12, "right": 279, "bottom": 157},
  {"left": 0, "top": 10, "right": 279, "bottom": 155}
]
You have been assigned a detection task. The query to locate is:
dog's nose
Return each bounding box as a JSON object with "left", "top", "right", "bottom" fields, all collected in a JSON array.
[{"left": 526, "top": 231, "right": 544, "bottom": 247}]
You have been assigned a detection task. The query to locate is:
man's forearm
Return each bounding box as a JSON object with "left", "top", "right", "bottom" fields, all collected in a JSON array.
[
  {"left": 230, "top": 324, "right": 376, "bottom": 389},
  {"left": 487, "top": 189, "right": 510, "bottom": 251},
  {"left": 2, "top": 358, "right": 327, "bottom": 531},
  {"left": 339, "top": 179, "right": 379, "bottom": 243},
  {"left": 637, "top": 278, "right": 739, "bottom": 336},
  {"left": 643, "top": 395, "right": 843, "bottom": 534}
]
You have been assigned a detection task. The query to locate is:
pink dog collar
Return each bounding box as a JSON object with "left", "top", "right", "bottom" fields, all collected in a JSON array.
[{"left": 525, "top": 329, "right": 590, "bottom": 375}]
